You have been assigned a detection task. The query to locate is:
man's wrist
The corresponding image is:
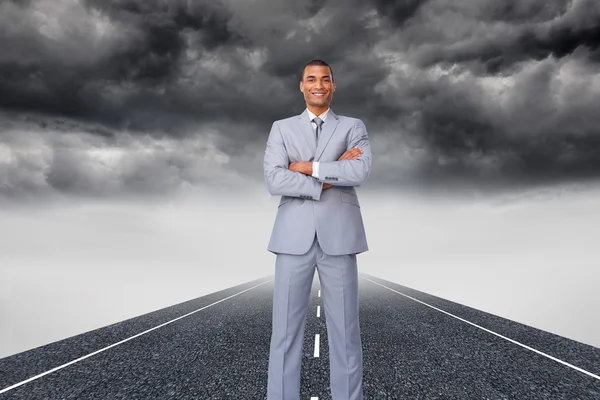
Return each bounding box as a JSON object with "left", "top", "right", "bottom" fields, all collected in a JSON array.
[{"left": 303, "top": 161, "right": 313, "bottom": 176}]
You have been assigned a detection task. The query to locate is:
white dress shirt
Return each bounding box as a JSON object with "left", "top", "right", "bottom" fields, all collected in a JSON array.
[{"left": 306, "top": 108, "right": 330, "bottom": 182}]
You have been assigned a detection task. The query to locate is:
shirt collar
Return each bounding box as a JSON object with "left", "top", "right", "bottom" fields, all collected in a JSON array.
[{"left": 306, "top": 107, "right": 330, "bottom": 122}]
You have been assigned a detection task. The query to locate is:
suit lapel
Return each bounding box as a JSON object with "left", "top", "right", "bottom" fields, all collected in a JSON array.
[
  {"left": 315, "top": 109, "right": 339, "bottom": 161},
  {"left": 295, "top": 110, "right": 317, "bottom": 155}
]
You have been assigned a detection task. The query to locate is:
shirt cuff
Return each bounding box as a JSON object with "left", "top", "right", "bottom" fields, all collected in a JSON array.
[{"left": 312, "top": 161, "right": 319, "bottom": 178}]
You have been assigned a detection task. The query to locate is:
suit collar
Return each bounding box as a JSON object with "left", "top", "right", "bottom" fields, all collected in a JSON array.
[
  {"left": 306, "top": 107, "right": 332, "bottom": 121},
  {"left": 300, "top": 108, "right": 337, "bottom": 122}
]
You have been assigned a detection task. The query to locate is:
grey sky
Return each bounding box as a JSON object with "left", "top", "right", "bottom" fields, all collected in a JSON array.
[
  {"left": 1, "top": 0, "right": 600, "bottom": 199},
  {"left": 2, "top": 0, "right": 600, "bottom": 357}
]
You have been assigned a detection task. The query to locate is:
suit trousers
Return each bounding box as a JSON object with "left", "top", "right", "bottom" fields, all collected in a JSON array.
[{"left": 267, "top": 233, "right": 364, "bottom": 400}]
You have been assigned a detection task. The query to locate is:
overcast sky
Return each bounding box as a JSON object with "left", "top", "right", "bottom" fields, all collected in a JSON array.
[
  {"left": 1, "top": 0, "right": 600, "bottom": 358},
  {"left": 1, "top": 0, "right": 599, "bottom": 201}
]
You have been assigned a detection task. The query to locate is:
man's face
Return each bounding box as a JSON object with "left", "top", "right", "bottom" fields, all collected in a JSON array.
[{"left": 300, "top": 65, "right": 336, "bottom": 108}]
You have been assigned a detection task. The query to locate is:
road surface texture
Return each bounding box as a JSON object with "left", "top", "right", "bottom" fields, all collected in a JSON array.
[{"left": 1, "top": 274, "right": 599, "bottom": 399}]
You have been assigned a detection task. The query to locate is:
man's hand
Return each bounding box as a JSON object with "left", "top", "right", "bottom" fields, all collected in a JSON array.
[
  {"left": 288, "top": 148, "right": 363, "bottom": 190},
  {"left": 288, "top": 148, "right": 363, "bottom": 177},
  {"left": 338, "top": 147, "right": 363, "bottom": 160},
  {"left": 322, "top": 147, "right": 363, "bottom": 190},
  {"left": 288, "top": 161, "right": 312, "bottom": 175}
]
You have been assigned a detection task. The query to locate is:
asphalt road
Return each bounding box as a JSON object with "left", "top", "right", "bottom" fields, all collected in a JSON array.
[{"left": 1, "top": 273, "right": 599, "bottom": 399}]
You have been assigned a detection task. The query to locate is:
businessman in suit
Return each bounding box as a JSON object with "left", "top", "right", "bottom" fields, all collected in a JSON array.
[{"left": 263, "top": 59, "right": 371, "bottom": 400}]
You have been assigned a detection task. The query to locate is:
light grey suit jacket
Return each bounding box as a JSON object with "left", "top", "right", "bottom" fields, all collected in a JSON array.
[{"left": 264, "top": 108, "right": 372, "bottom": 256}]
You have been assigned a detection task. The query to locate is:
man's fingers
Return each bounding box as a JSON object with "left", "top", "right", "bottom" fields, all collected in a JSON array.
[
  {"left": 349, "top": 148, "right": 363, "bottom": 158},
  {"left": 338, "top": 153, "right": 360, "bottom": 161},
  {"left": 338, "top": 148, "right": 363, "bottom": 161}
]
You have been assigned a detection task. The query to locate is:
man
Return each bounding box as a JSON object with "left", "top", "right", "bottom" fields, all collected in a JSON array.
[{"left": 263, "top": 59, "right": 372, "bottom": 400}]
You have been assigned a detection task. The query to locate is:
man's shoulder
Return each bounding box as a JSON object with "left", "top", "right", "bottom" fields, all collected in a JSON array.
[
  {"left": 273, "top": 115, "right": 298, "bottom": 125},
  {"left": 335, "top": 114, "right": 361, "bottom": 123},
  {"left": 330, "top": 114, "right": 364, "bottom": 130}
]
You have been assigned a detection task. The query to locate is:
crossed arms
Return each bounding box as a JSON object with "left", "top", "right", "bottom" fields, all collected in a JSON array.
[{"left": 263, "top": 119, "right": 372, "bottom": 201}]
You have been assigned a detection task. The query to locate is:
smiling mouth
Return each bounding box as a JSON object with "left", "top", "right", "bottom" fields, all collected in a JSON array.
[{"left": 312, "top": 93, "right": 326, "bottom": 97}]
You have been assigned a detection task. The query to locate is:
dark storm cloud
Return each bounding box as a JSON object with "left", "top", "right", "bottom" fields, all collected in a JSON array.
[
  {"left": 0, "top": 0, "right": 390, "bottom": 130},
  {"left": 0, "top": 109, "right": 245, "bottom": 199},
  {"left": 1, "top": 0, "right": 600, "bottom": 198},
  {"left": 0, "top": 0, "right": 246, "bottom": 130},
  {"left": 466, "top": 0, "right": 569, "bottom": 24},
  {"left": 410, "top": 0, "right": 600, "bottom": 73},
  {"left": 376, "top": 53, "right": 600, "bottom": 190},
  {"left": 370, "top": 0, "right": 428, "bottom": 27},
  {"left": 84, "top": 0, "right": 246, "bottom": 79}
]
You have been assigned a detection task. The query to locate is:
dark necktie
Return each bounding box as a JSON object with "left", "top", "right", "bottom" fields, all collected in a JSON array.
[{"left": 312, "top": 117, "right": 323, "bottom": 143}]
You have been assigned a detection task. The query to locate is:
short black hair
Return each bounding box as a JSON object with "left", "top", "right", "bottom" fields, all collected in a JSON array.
[{"left": 302, "top": 59, "right": 334, "bottom": 83}]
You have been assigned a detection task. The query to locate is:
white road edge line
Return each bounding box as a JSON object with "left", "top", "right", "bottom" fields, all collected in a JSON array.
[
  {"left": 0, "top": 279, "right": 273, "bottom": 394},
  {"left": 314, "top": 334, "right": 320, "bottom": 357},
  {"left": 360, "top": 276, "right": 600, "bottom": 381}
]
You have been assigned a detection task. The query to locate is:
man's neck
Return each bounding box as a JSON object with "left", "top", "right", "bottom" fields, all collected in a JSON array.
[{"left": 307, "top": 105, "right": 329, "bottom": 116}]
